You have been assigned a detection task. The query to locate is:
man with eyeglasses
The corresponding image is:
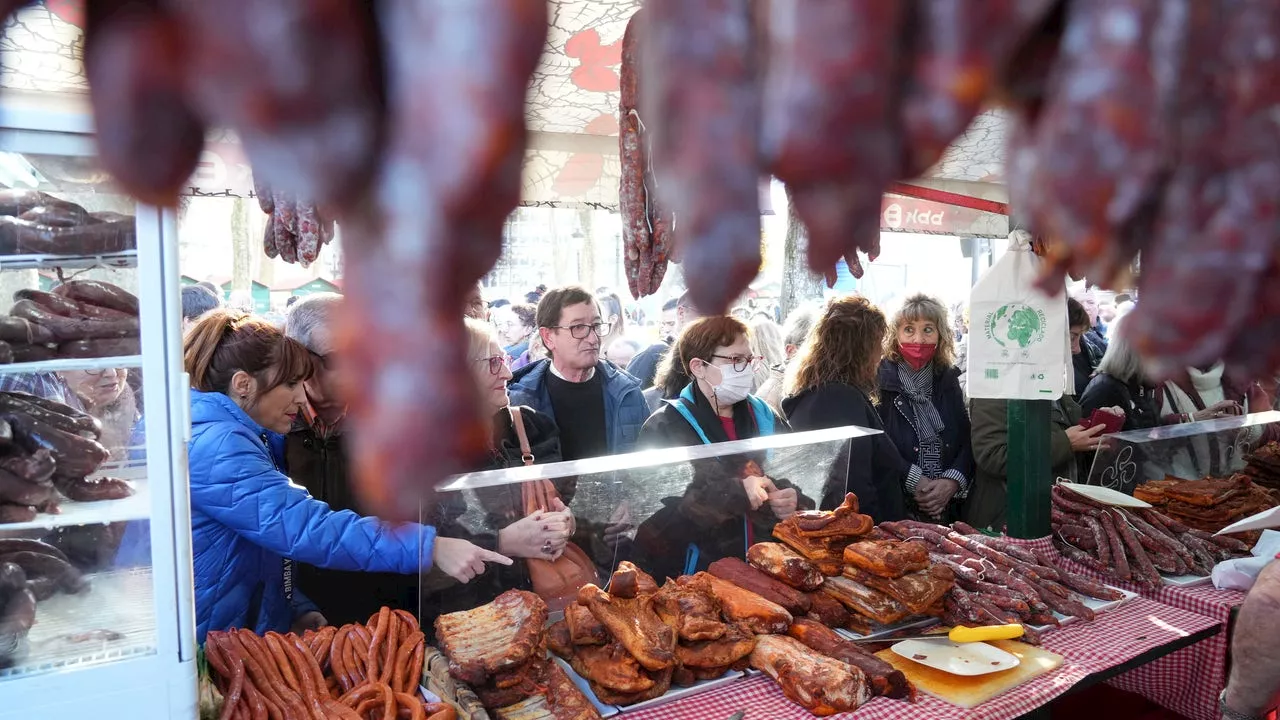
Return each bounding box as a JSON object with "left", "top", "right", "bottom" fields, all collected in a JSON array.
[
  {"left": 281, "top": 292, "right": 422, "bottom": 624},
  {"left": 507, "top": 285, "right": 647, "bottom": 461}
]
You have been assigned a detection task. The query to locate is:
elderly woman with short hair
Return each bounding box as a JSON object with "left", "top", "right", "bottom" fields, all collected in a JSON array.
[{"left": 1078, "top": 318, "right": 1163, "bottom": 431}]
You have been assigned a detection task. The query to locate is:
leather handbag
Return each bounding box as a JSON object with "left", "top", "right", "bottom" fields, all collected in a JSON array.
[{"left": 509, "top": 407, "right": 599, "bottom": 611}]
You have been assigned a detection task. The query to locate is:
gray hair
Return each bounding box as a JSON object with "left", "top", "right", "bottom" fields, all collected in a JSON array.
[
  {"left": 782, "top": 302, "right": 821, "bottom": 349},
  {"left": 284, "top": 292, "right": 343, "bottom": 352},
  {"left": 1095, "top": 318, "right": 1143, "bottom": 383},
  {"left": 181, "top": 284, "right": 220, "bottom": 322}
]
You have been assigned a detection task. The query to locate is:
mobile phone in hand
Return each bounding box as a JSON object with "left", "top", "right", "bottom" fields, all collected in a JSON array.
[{"left": 1080, "top": 408, "right": 1124, "bottom": 434}]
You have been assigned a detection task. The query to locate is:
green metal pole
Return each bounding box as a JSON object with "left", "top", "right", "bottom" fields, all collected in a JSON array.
[{"left": 1007, "top": 399, "right": 1053, "bottom": 538}]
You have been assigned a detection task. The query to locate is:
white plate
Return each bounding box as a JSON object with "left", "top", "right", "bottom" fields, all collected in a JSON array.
[
  {"left": 1057, "top": 482, "right": 1152, "bottom": 508},
  {"left": 550, "top": 657, "right": 621, "bottom": 717},
  {"left": 891, "top": 639, "right": 1020, "bottom": 677},
  {"left": 1028, "top": 584, "right": 1137, "bottom": 633},
  {"left": 834, "top": 616, "right": 941, "bottom": 642},
  {"left": 1160, "top": 572, "right": 1213, "bottom": 587},
  {"left": 1216, "top": 505, "right": 1280, "bottom": 535},
  {"left": 617, "top": 669, "right": 744, "bottom": 714}
]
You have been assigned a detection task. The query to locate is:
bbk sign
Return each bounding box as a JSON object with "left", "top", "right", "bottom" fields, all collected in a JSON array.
[
  {"left": 879, "top": 194, "right": 1007, "bottom": 237},
  {"left": 882, "top": 201, "right": 945, "bottom": 230}
]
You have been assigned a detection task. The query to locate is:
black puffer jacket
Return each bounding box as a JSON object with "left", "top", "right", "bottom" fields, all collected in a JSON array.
[{"left": 632, "top": 385, "right": 811, "bottom": 582}]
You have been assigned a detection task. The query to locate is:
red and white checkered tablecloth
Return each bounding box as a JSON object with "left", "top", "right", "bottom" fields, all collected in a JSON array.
[
  {"left": 621, "top": 594, "right": 1220, "bottom": 720},
  {"left": 1040, "top": 538, "right": 1245, "bottom": 720}
]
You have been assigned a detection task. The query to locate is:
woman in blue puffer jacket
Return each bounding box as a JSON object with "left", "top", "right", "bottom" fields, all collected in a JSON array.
[{"left": 185, "top": 311, "right": 510, "bottom": 641}]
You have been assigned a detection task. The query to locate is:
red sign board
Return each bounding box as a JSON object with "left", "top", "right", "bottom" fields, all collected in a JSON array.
[{"left": 880, "top": 194, "right": 1005, "bottom": 237}]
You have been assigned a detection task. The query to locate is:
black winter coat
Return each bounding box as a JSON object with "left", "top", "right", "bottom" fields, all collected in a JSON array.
[
  {"left": 782, "top": 383, "right": 908, "bottom": 523},
  {"left": 423, "top": 407, "right": 564, "bottom": 633},
  {"left": 286, "top": 422, "right": 420, "bottom": 626},
  {"left": 1079, "top": 373, "right": 1159, "bottom": 432},
  {"left": 632, "top": 385, "right": 810, "bottom": 582},
  {"left": 876, "top": 361, "right": 975, "bottom": 519}
]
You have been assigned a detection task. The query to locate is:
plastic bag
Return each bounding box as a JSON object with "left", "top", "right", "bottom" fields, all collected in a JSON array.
[{"left": 967, "top": 229, "right": 1071, "bottom": 400}]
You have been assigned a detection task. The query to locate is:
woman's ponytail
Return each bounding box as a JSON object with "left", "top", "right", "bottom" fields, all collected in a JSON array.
[{"left": 184, "top": 310, "right": 237, "bottom": 391}]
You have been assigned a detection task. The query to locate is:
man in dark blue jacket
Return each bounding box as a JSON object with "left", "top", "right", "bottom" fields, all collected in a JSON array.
[
  {"left": 627, "top": 293, "right": 702, "bottom": 390},
  {"left": 508, "top": 285, "right": 647, "bottom": 459}
]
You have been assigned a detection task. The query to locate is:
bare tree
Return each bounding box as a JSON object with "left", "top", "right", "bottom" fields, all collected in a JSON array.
[
  {"left": 577, "top": 206, "right": 596, "bottom": 290},
  {"left": 230, "top": 197, "right": 252, "bottom": 294},
  {"left": 779, "top": 198, "right": 824, "bottom": 319}
]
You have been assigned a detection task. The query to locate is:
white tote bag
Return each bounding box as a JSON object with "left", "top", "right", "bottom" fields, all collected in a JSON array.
[{"left": 967, "top": 230, "right": 1071, "bottom": 400}]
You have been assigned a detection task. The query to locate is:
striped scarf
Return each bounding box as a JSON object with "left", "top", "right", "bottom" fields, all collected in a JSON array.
[{"left": 898, "top": 362, "right": 946, "bottom": 476}]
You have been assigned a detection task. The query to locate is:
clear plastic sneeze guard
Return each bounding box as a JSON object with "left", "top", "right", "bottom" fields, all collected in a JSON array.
[
  {"left": 0, "top": 97, "right": 195, "bottom": 720},
  {"left": 420, "top": 425, "right": 874, "bottom": 622},
  {"left": 1085, "top": 411, "right": 1280, "bottom": 492}
]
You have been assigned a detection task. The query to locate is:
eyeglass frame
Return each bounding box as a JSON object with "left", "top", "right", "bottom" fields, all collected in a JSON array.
[
  {"left": 473, "top": 355, "right": 509, "bottom": 375},
  {"left": 79, "top": 367, "right": 125, "bottom": 378},
  {"left": 547, "top": 322, "right": 613, "bottom": 340},
  {"left": 707, "top": 354, "right": 762, "bottom": 373},
  {"left": 309, "top": 351, "right": 336, "bottom": 372}
]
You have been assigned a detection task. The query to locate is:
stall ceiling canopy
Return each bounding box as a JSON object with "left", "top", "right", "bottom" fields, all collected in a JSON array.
[{"left": 0, "top": 0, "right": 1007, "bottom": 207}]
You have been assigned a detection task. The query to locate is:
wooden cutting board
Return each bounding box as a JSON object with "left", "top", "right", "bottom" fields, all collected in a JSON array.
[{"left": 875, "top": 640, "right": 1064, "bottom": 709}]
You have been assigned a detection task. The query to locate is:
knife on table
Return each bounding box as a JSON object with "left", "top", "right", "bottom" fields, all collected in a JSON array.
[{"left": 851, "top": 623, "right": 1025, "bottom": 644}]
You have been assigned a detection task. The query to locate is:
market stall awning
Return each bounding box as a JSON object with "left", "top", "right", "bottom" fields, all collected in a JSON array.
[{"left": 0, "top": 0, "right": 1010, "bottom": 208}]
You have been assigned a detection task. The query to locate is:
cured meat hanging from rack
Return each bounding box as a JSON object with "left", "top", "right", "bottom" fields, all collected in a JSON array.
[
  {"left": 16, "top": 0, "right": 1280, "bottom": 520},
  {"left": 643, "top": 0, "right": 762, "bottom": 314},
  {"left": 617, "top": 9, "right": 651, "bottom": 301},
  {"left": 618, "top": 8, "right": 674, "bottom": 300},
  {"left": 251, "top": 179, "right": 336, "bottom": 267},
  {"left": 165, "top": 0, "right": 385, "bottom": 207},
  {"left": 762, "top": 0, "right": 904, "bottom": 278},
  {"left": 336, "top": 0, "right": 547, "bottom": 519},
  {"left": 84, "top": 0, "right": 205, "bottom": 207},
  {"left": 899, "top": 0, "right": 1059, "bottom": 175}
]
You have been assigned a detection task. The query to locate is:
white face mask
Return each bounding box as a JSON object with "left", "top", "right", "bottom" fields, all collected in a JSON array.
[{"left": 706, "top": 362, "right": 754, "bottom": 407}]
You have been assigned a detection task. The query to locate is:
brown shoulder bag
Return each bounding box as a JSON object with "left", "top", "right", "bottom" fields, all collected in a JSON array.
[{"left": 510, "top": 406, "right": 599, "bottom": 611}]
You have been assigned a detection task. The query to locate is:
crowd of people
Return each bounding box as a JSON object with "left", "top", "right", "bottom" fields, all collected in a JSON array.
[
  {"left": 171, "top": 282, "right": 956, "bottom": 638},
  {"left": 22, "top": 276, "right": 1276, "bottom": 659}
]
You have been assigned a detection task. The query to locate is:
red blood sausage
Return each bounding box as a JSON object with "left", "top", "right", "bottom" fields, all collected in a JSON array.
[
  {"left": 900, "top": 0, "right": 1057, "bottom": 175},
  {"left": 84, "top": 0, "right": 205, "bottom": 206},
  {"left": 645, "top": 0, "right": 762, "bottom": 314},
  {"left": 1028, "top": 0, "right": 1183, "bottom": 288},
  {"left": 338, "top": 0, "right": 546, "bottom": 519},
  {"left": 762, "top": 0, "right": 905, "bottom": 275},
  {"left": 167, "top": 0, "right": 384, "bottom": 209},
  {"left": 619, "top": 10, "right": 651, "bottom": 300}
]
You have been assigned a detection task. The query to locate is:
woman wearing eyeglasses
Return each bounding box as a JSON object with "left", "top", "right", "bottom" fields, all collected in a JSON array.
[
  {"left": 425, "top": 319, "right": 576, "bottom": 622},
  {"left": 633, "top": 316, "right": 810, "bottom": 581},
  {"left": 60, "top": 367, "right": 139, "bottom": 460}
]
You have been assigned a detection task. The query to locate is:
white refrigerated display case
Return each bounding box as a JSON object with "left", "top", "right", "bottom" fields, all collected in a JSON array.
[{"left": 0, "top": 90, "right": 196, "bottom": 719}]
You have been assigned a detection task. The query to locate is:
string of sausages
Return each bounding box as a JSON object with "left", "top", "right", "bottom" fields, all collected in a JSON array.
[
  {"left": 1049, "top": 485, "right": 1250, "bottom": 588},
  {"left": 204, "top": 608, "right": 456, "bottom": 720},
  {"left": 877, "top": 518, "right": 1133, "bottom": 644},
  {"left": 618, "top": 9, "right": 673, "bottom": 300},
  {"left": 253, "top": 179, "right": 336, "bottom": 268}
]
